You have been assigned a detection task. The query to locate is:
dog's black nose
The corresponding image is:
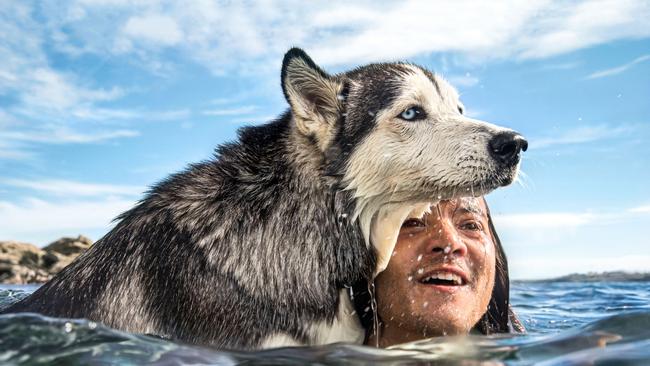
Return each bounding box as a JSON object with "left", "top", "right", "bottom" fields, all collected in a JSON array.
[{"left": 488, "top": 132, "right": 528, "bottom": 165}]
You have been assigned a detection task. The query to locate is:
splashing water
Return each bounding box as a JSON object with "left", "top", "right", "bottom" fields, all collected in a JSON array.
[{"left": 368, "top": 282, "right": 380, "bottom": 348}]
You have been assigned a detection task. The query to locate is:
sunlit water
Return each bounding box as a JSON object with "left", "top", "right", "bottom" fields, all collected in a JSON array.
[{"left": 1, "top": 281, "right": 649, "bottom": 365}]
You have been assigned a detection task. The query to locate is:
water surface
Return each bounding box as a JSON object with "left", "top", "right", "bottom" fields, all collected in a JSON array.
[{"left": 1, "top": 281, "right": 649, "bottom": 365}]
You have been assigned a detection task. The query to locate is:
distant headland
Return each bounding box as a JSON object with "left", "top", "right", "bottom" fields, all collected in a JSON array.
[
  {"left": 1, "top": 236, "right": 649, "bottom": 284},
  {"left": 520, "top": 271, "right": 650, "bottom": 283}
]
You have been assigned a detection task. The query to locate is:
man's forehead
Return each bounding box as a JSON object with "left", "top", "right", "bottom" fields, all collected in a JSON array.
[{"left": 452, "top": 197, "right": 487, "bottom": 217}]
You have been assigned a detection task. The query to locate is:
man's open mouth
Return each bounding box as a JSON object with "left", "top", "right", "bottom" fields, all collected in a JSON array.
[{"left": 418, "top": 270, "right": 466, "bottom": 286}]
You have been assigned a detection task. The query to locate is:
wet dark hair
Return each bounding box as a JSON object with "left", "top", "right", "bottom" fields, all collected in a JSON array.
[{"left": 351, "top": 198, "right": 525, "bottom": 340}]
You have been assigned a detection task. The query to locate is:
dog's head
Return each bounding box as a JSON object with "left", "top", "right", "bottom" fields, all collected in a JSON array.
[{"left": 281, "top": 48, "right": 527, "bottom": 273}]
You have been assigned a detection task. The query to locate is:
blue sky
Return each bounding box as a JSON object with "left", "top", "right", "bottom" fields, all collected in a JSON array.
[{"left": 1, "top": 1, "right": 649, "bottom": 279}]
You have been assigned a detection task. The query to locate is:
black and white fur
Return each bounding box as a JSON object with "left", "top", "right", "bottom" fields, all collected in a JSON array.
[{"left": 3, "top": 48, "right": 527, "bottom": 349}]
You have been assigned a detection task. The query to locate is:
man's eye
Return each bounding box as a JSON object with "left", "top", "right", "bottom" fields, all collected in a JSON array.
[
  {"left": 398, "top": 106, "right": 425, "bottom": 121},
  {"left": 402, "top": 218, "right": 425, "bottom": 228},
  {"left": 460, "top": 221, "right": 482, "bottom": 231}
]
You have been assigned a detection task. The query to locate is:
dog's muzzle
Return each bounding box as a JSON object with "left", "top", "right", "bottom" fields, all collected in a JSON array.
[{"left": 488, "top": 132, "right": 528, "bottom": 166}]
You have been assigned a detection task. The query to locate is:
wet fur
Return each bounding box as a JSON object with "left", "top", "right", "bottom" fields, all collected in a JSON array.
[{"left": 3, "top": 48, "right": 523, "bottom": 349}]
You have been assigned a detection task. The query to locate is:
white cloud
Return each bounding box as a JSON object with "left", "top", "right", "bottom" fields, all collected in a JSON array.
[
  {"left": 121, "top": 14, "right": 184, "bottom": 47},
  {"left": 531, "top": 124, "right": 633, "bottom": 149},
  {"left": 495, "top": 206, "right": 650, "bottom": 279},
  {"left": 29, "top": 0, "right": 650, "bottom": 75},
  {"left": 511, "top": 255, "right": 650, "bottom": 280},
  {"left": 517, "top": 0, "right": 650, "bottom": 59},
  {"left": 494, "top": 204, "right": 650, "bottom": 230},
  {"left": 495, "top": 212, "right": 598, "bottom": 228},
  {"left": 586, "top": 54, "right": 650, "bottom": 79},
  {"left": 0, "top": 179, "right": 144, "bottom": 197},
  {"left": 0, "top": 144, "right": 32, "bottom": 160},
  {"left": 629, "top": 205, "right": 650, "bottom": 213},
  {"left": 447, "top": 73, "right": 480, "bottom": 88},
  {"left": 20, "top": 68, "right": 125, "bottom": 112},
  {"left": 228, "top": 115, "right": 280, "bottom": 125},
  {"left": 202, "top": 105, "right": 258, "bottom": 116},
  {"left": 0, "top": 197, "right": 135, "bottom": 245},
  {"left": 541, "top": 61, "right": 582, "bottom": 70},
  {"left": 3, "top": 127, "right": 139, "bottom": 144}
]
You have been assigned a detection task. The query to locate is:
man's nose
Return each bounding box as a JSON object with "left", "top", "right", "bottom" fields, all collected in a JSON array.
[{"left": 425, "top": 220, "right": 468, "bottom": 257}]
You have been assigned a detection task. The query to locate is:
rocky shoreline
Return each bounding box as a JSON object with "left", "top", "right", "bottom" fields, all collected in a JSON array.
[
  {"left": 0, "top": 236, "right": 92, "bottom": 284},
  {"left": 2, "top": 237, "right": 648, "bottom": 285}
]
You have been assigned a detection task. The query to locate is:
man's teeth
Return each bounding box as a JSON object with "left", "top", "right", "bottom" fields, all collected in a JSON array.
[{"left": 422, "top": 272, "right": 463, "bottom": 285}]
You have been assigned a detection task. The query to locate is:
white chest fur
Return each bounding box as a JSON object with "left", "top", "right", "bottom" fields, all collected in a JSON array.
[{"left": 259, "top": 289, "right": 365, "bottom": 349}]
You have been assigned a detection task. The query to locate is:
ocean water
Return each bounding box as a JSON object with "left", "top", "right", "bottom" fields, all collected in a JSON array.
[{"left": 1, "top": 281, "right": 649, "bottom": 365}]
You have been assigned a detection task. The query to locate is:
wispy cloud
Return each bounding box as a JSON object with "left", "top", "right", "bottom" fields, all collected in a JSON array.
[
  {"left": 121, "top": 14, "right": 184, "bottom": 48},
  {"left": 495, "top": 212, "right": 598, "bottom": 228},
  {"left": 23, "top": 0, "right": 650, "bottom": 74},
  {"left": 494, "top": 205, "right": 650, "bottom": 230},
  {"left": 531, "top": 124, "right": 633, "bottom": 149},
  {"left": 516, "top": 0, "right": 650, "bottom": 59},
  {"left": 202, "top": 105, "right": 258, "bottom": 116},
  {"left": 228, "top": 115, "right": 280, "bottom": 125},
  {"left": 3, "top": 128, "right": 139, "bottom": 144},
  {"left": 0, "top": 197, "right": 135, "bottom": 244},
  {"left": 0, "top": 179, "right": 144, "bottom": 197},
  {"left": 628, "top": 204, "right": 650, "bottom": 213},
  {"left": 586, "top": 54, "right": 650, "bottom": 79},
  {"left": 511, "top": 255, "right": 650, "bottom": 280},
  {"left": 447, "top": 73, "right": 480, "bottom": 88},
  {"left": 541, "top": 61, "right": 582, "bottom": 70}
]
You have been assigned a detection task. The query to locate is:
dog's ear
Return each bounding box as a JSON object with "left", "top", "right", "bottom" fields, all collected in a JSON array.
[{"left": 281, "top": 48, "right": 343, "bottom": 149}]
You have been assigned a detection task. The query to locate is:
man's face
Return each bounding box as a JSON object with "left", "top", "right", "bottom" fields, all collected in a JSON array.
[{"left": 372, "top": 197, "right": 496, "bottom": 347}]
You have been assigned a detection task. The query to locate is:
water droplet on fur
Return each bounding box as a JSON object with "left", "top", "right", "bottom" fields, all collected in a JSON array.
[
  {"left": 423, "top": 301, "right": 429, "bottom": 308},
  {"left": 368, "top": 111, "right": 375, "bottom": 117},
  {"left": 88, "top": 322, "right": 97, "bottom": 330},
  {"left": 417, "top": 254, "right": 423, "bottom": 261},
  {"left": 417, "top": 268, "right": 424, "bottom": 274},
  {"left": 337, "top": 94, "right": 345, "bottom": 101},
  {"left": 407, "top": 276, "right": 413, "bottom": 281},
  {"left": 64, "top": 322, "right": 73, "bottom": 333},
  {"left": 392, "top": 251, "right": 397, "bottom": 257},
  {"left": 444, "top": 245, "right": 451, "bottom": 254}
]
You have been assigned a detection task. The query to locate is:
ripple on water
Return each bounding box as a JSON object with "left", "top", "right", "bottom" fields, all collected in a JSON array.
[{"left": 0, "top": 282, "right": 649, "bottom": 365}]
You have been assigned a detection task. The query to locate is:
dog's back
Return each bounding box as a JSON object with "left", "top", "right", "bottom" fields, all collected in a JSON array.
[{"left": 6, "top": 117, "right": 373, "bottom": 348}]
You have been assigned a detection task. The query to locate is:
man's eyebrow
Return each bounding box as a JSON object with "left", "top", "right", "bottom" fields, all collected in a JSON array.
[{"left": 454, "top": 203, "right": 486, "bottom": 218}]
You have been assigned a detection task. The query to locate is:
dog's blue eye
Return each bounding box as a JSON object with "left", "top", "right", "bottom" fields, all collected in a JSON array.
[{"left": 399, "top": 106, "right": 424, "bottom": 121}]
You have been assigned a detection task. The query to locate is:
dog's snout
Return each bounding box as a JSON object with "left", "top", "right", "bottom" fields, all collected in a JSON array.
[{"left": 488, "top": 132, "right": 528, "bottom": 165}]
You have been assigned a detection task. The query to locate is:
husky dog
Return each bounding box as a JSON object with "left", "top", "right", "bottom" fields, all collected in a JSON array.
[{"left": 3, "top": 48, "right": 527, "bottom": 349}]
